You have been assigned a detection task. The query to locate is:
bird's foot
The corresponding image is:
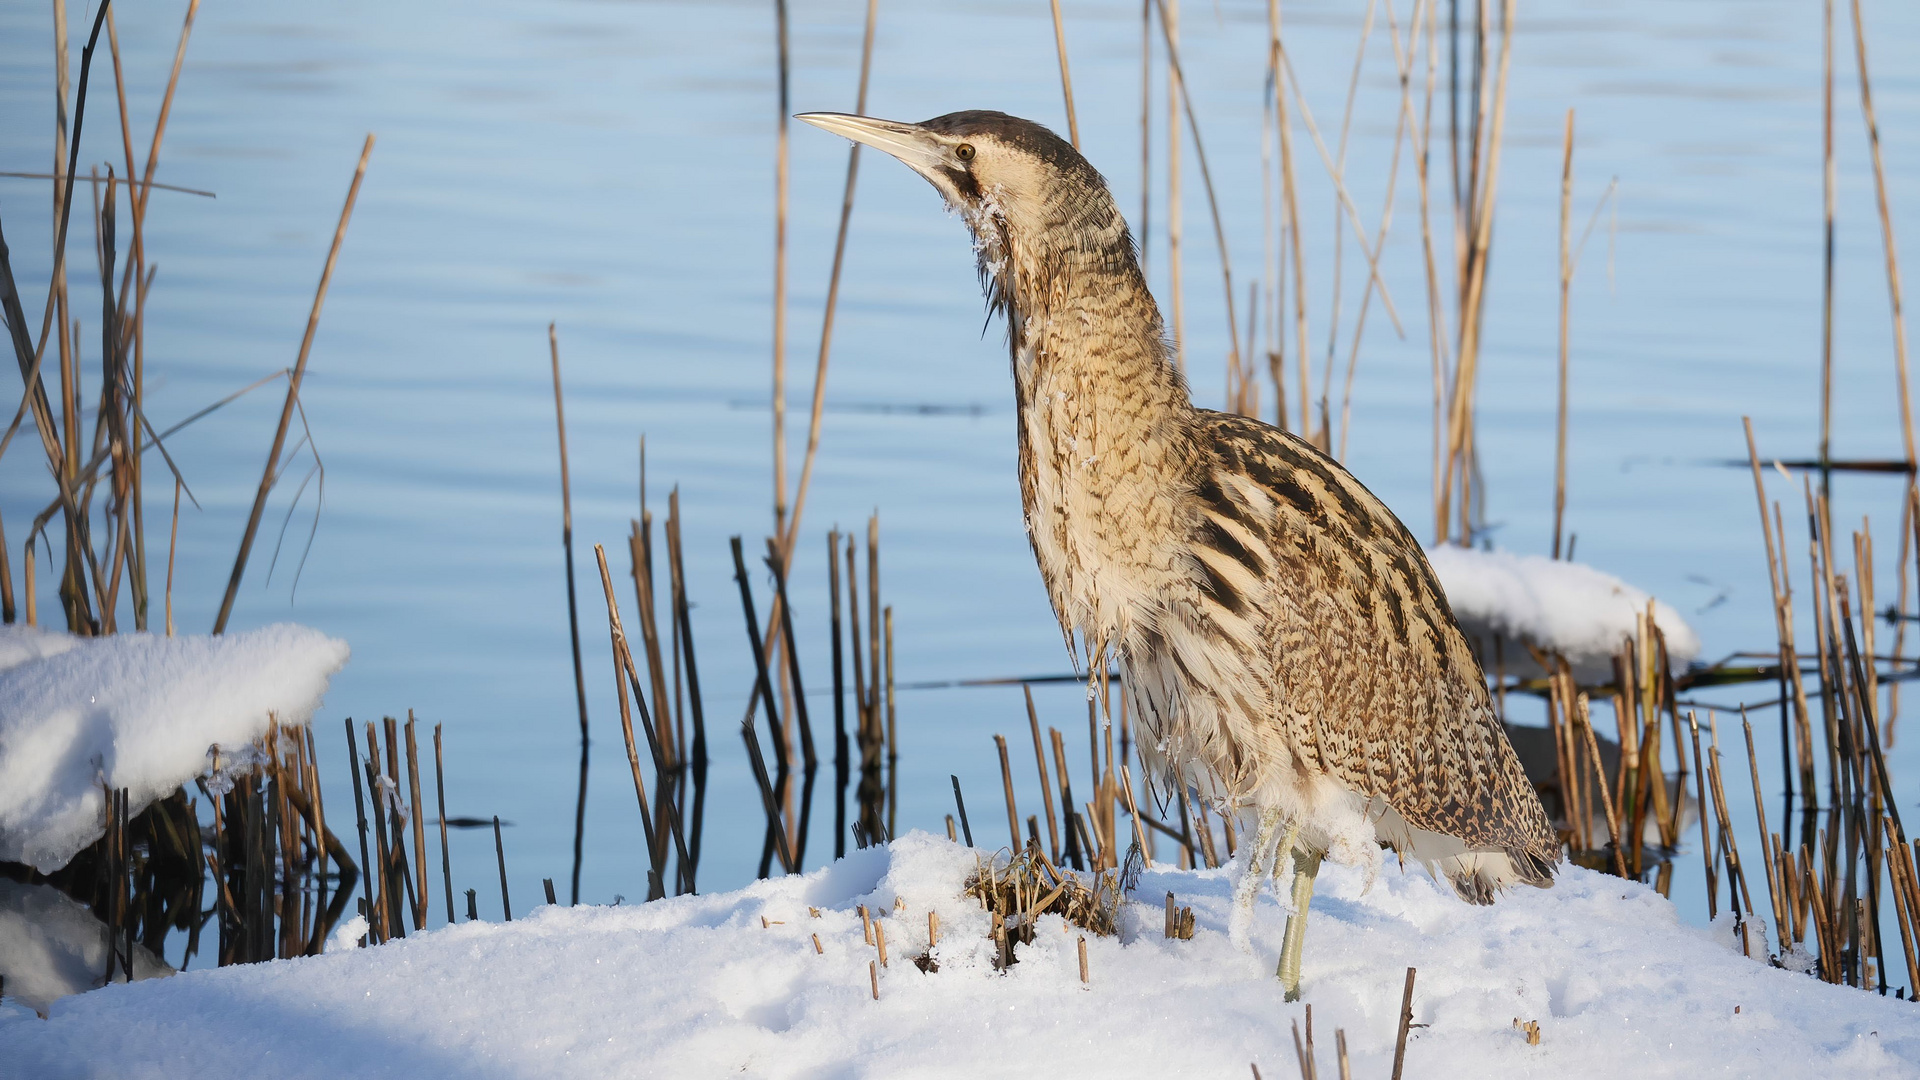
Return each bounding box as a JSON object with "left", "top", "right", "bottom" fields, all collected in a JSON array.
[
  {"left": 1227, "top": 850, "right": 1260, "bottom": 954},
  {"left": 1276, "top": 847, "right": 1323, "bottom": 1000},
  {"left": 1227, "top": 808, "right": 1286, "bottom": 954}
]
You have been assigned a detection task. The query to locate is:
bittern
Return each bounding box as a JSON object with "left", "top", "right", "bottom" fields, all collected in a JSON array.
[{"left": 800, "top": 110, "right": 1557, "bottom": 1000}]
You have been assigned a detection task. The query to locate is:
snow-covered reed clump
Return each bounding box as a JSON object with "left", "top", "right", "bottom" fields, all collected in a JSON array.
[
  {"left": 1427, "top": 545, "right": 1699, "bottom": 681},
  {"left": 0, "top": 623, "right": 349, "bottom": 873}
]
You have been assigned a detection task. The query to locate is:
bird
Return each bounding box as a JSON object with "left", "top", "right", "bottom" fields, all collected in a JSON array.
[{"left": 798, "top": 109, "right": 1559, "bottom": 1000}]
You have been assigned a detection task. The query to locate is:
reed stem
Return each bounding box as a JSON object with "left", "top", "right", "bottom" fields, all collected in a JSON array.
[{"left": 212, "top": 134, "right": 372, "bottom": 634}]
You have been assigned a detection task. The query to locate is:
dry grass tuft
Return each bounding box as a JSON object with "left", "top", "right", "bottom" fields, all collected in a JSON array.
[{"left": 963, "top": 846, "right": 1122, "bottom": 952}]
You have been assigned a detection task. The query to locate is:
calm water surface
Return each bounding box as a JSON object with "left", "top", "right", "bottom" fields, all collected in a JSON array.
[{"left": 1, "top": 0, "right": 1918, "bottom": 968}]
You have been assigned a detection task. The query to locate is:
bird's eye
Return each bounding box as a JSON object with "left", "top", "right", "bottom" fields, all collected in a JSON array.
[{"left": 955, "top": 143, "right": 976, "bottom": 162}]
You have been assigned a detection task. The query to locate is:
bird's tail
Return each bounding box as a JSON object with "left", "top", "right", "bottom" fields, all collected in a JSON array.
[
  {"left": 1435, "top": 847, "right": 1556, "bottom": 906},
  {"left": 1363, "top": 794, "right": 1557, "bottom": 905}
]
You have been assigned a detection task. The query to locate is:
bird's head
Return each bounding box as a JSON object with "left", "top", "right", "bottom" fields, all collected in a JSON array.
[{"left": 797, "top": 110, "right": 1121, "bottom": 315}]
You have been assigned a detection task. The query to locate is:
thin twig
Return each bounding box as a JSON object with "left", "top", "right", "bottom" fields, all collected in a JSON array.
[
  {"left": 1048, "top": 0, "right": 1081, "bottom": 150},
  {"left": 1390, "top": 967, "right": 1417, "bottom": 1080},
  {"left": 1849, "top": 0, "right": 1915, "bottom": 467},
  {"left": 1150, "top": 0, "right": 1241, "bottom": 395},
  {"left": 212, "top": 134, "right": 373, "bottom": 633}
]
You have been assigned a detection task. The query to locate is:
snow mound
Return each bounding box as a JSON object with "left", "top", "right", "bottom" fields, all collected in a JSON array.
[
  {"left": 0, "top": 879, "right": 172, "bottom": 1017},
  {"left": 1427, "top": 545, "right": 1699, "bottom": 681},
  {"left": 0, "top": 623, "right": 349, "bottom": 873},
  {"left": 4, "top": 833, "right": 1915, "bottom": 1078}
]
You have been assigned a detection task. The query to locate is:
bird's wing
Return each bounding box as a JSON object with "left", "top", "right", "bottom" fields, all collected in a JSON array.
[{"left": 1186, "top": 410, "right": 1557, "bottom": 868}]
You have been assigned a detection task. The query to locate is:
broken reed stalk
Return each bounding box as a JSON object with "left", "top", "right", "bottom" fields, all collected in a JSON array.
[
  {"left": 1883, "top": 817, "right": 1920, "bottom": 994},
  {"left": 1553, "top": 107, "right": 1572, "bottom": 559},
  {"left": 743, "top": 704, "right": 796, "bottom": 876},
  {"left": 1822, "top": 0, "right": 1838, "bottom": 474},
  {"left": 492, "top": 814, "right": 511, "bottom": 921},
  {"left": 1744, "top": 419, "right": 1817, "bottom": 813},
  {"left": 1048, "top": 0, "right": 1081, "bottom": 150},
  {"left": 363, "top": 749, "right": 396, "bottom": 939},
  {"left": 1149, "top": 0, "right": 1241, "bottom": 392},
  {"left": 951, "top": 774, "right": 974, "bottom": 847},
  {"left": 547, "top": 324, "right": 592, "bottom": 767},
  {"left": 1166, "top": 0, "right": 1183, "bottom": 371},
  {"left": 344, "top": 719, "right": 377, "bottom": 944},
  {"left": 1848, "top": 0, "right": 1916, "bottom": 467},
  {"left": 434, "top": 723, "right": 454, "bottom": 926},
  {"left": 666, "top": 489, "right": 709, "bottom": 880},
  {"left": 1140, "top": 0, "right": 1151, "bottom": 281},
  {"left": 830, "top": 529, "right": 849, "bottom": 857},
  {"left": 1, "top": 2, "right": 112, "bottom": 638},
  {"left": 1432, "top": 0, "right": 1517, "bottom": 545},
  {"left": 732, "top": 536, "right": 796, "bottom": 875},
  {"left": 629, "top": 457, "right": 673, "bottom": 763},
  {"left": 1021, "top": 688, "right": 1061, "bottom": 863},
  {"left": 1051, "top": 727, "right": 1084, "bottom": 870},
  {"left": 845, "top": 535, "right": 869, "bottom": 837},
  {"left": 995, "top": 734, "right": 1021, "bottom": 851},
  {"left": 1390, "top": 966, "right": 1416, "bottom": 1080},
  {"left": 212, "top": 133, "right": 372, "bottom": 634},
  {"left": 1742, "top": 713, "right": 1787, "bottom": 944},
  {"left": 886, "top": 603, "right": 898, "bottom": 841},
  {"left": 1267, "top": 0, "right": 1306, "bottom": 432},
  {"left": 1577, "top": 694, "right": 1627, "bottom": 877},
  {"left": 1704, "top": 717, "right": 1756, "bottom": 946},
  {"left": 380, "top": 717, "right": 416, "bottom": 935},
  {"left": 866, "top": 518, "right": 888, "bottom": 837},
  {"left": 766, "top": 540, "right": 819, "bottom": 866},
  {"left": 592, "top": 544, "right": 665, "bottom": 894},
  {"left": 405, "top": 713, "right": 428, "bottom": 930},
  {"left": 771, "top": 0, "right": 790, "bottom": 541},
  {"left": 164, "top": 478, "right": 178, "bottom": 634}
]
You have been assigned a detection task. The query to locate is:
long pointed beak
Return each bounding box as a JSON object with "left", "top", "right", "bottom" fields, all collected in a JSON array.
[{"left": 796, "top": 112, "right": 946, "bottom": 175}]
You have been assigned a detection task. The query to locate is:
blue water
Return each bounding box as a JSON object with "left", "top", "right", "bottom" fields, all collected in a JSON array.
[{"left": 1, "top": 0, "right": 1917, "bottom": 971}]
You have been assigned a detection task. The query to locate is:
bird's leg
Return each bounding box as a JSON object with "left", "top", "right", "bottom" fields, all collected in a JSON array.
[
  {"left": 1277, "top": 846, "right": 1323, "bottom": 1001},
  {"left": 1228, "top": 807, "right": 1285, "bottom": 952}
]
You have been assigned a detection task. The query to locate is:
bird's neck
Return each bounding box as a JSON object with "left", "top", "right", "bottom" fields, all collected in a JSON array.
[
  {"left": 982, "top": 194, "right": 1195, "bottom": 652},
  {"left": 984, "top": 199, "right": 1188, "bottom": 426}
]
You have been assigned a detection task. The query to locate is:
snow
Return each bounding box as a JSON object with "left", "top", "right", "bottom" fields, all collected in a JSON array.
[
  {"left": 0, "top": 624, "right": 350, "bottom": 873},
  {"left": 5, "top": 832, "right": 1915, "bottom": 1078},
  {"left": 1427, "top": 545, "right": 1701, "bottom": 681},
  {"left": 0, "top": 880, "right": 171, "bottom": 1018}
]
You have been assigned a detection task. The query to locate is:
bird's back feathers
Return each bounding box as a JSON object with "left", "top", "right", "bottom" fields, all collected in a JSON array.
[{"left": 1129, "top": 410, "right": 1558, "bottom": 896}]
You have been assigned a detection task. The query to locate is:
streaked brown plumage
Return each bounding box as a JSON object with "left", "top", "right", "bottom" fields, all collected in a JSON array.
[{"left": 799, "top": 108, "right": 1557, "bottom": 992}]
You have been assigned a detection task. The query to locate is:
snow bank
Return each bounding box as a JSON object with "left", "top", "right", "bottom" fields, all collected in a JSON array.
[
  {"left": 1427, "top": 545, "right": 1699, "bottom": 681},
  {"left": 0, "top": 624, "right": 349, "bottom": 873},
  {"left": 5, "top": 833, "right": 1914, "bottom": 1078}
]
